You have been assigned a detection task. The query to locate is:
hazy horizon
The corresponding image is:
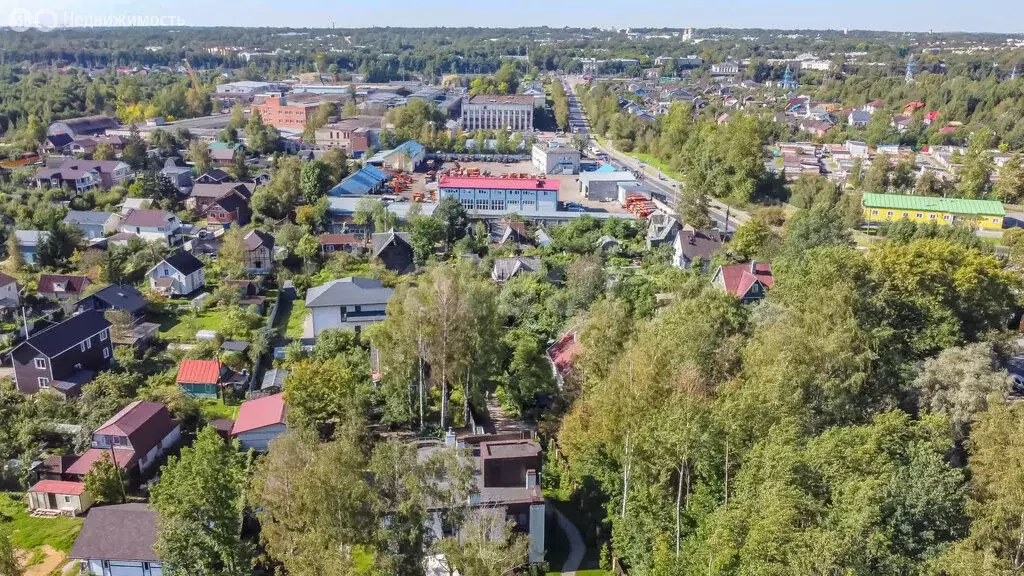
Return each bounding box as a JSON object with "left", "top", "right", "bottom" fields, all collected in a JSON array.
[{"left": 5, "top": 0, "right": 1024, "bottom": 35}]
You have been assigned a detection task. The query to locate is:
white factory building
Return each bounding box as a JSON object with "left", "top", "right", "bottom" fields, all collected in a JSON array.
[
  {"left": 439, "top": 176, "right": 558, "bottom": 213},
  {"left": 461, "top": 95, "right": 535, "bottom": 132},
  {"left": 532, "top": 141, "right": 581, "bottom": 175}
]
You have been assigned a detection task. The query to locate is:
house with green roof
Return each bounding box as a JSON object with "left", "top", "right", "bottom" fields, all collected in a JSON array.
[{"left": 861, "top": 193, "right": 1005, "bottom": 231}]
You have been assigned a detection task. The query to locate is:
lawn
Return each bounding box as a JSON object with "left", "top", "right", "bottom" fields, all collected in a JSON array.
[
  {"left": 282, "top": 298, "right": 308, "bottom": 340},
  {"left": 0, "top": 492, "right": 82, "bottom": 553},
  {"left": 199, "top": 398, "right": 240, "bottom": 422},
  {"left": 158, "top": 308, "right": 236, "bottom": 342}
]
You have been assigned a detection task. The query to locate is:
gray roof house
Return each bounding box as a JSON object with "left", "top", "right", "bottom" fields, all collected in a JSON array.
[
  {"left": 305, "top": 277, "right": 393, "bottom": 339},
  {"left": 491, "top": 256, "right": 542, "bottom": 282},
  {"left": 646, "top": 213, "right": 682, "bottom": 249},
  {"left": 70, "top": 503, "right": 162, "bottom": 574},
  {"left": 62, "top": 211, "right": 121, "bottom": 239},
  {"left": 672, "top": 226, "right": 724, "bottom": 271}
]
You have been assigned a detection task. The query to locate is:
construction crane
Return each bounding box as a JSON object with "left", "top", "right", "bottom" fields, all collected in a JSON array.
[{"left": 182, "top": 58, "right": 202, "bottom": 92}]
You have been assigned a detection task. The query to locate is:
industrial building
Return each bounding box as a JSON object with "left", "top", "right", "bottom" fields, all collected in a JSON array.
[
  {"left": 439, "top": 176, "right": 559, "bottom": 213},
  {"left": 366, "top": 141, "right": 426, "bottom": 172},
  {"left": 214, "top": 81, "right": 281, "bottom": 95},
  {"left": 252, "top": 96, "right": 320, "bottom": 131},
  {"left": 315, "top": 116, "right": 383, "bottom": 155},
  {"left": 578, "top": 171, "right": 638, "bottom": 200},
  {"left": 461, "top": 95, "right": 535, "bottom": 132},
  {"left": 532, "top": 141, "right": 581, "bottom": 175},
  {"left": 861, "top": 193, "right": 1004, "bottom": 230}
]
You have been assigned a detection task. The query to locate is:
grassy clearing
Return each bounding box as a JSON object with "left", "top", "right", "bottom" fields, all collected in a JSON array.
[
  {"left": 158, "top": 308, "right": 236, "bottom": 342},
  {"left": 199, "top": 398, "right": 239, "bottom": 421},
  {"left": 283, "top": 298, "right": 308, "bottom": 339},
  {"left": 0, "top": 492, "right": 82, "bottom": 553}
]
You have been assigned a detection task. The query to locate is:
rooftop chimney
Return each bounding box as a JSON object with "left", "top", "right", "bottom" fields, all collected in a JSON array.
[
  {"left": 749, "top": 260, "right": 758, "bottom": 274},
  {"left": 526, "top": 469, "right": 538, "bottom": 489}
]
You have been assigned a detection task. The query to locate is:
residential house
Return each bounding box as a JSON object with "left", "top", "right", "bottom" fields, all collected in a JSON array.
[
  {"left": 64, "top": 401, "right": 180, "bottom": 484},
  {"left": 924, "top": 110, "right": 940, "bottom": 126},
  {"left": 848, "top": 110, "right": 871, "bottom": 126},
  {"left": 15, "top": 230, "right": 48, "bottom": 265},
  {"left": 194, "top": 169, "right": 232, "bottom": 184},
  {"left": 846, "top": 140, "right": 870, "bottom": 159},
  {"left": 713, "top": 261, "right": 775, "bottom": 303},
  {"left": 546, "top": 328, "right": 580, "bottom": 389},
  {"left": 119, "top": 198, "right": 152, "bottom": 214},
  {"left": 187, "top": 182, "right": 252, "bottom": 211},
  {"left": 62, "top": 211, "right": 121, "bottom": 239},
  {"left": 231, "top": 392, "right": 287, "bottom": 452},
  {"left": 494, "top": 220, "right": 532, "bottom": 246},
  {"left": 314, "top": 116, "right": 382, "bottom": 155},
  {"left": 176, "top": 359, "right": 223, "bottom": 399},
  {"left": 861, "top": 192, "right": 1004, "bottom": 230},
  {"left": 120, "top": 209, "right": 183, "bottom": 246},
  {"left": 35, "top": 159, "right": 131, "bottom": 191},
  {"left": 69, "top": 503, "right": 163, "bottom": 576},
  {"left": 146, "top": 251, "right": 206, "bottom": 296},
  {"left": 319, "top": 233, "right": 363, "bottom": 255},
  {"left": 27, "top": 479, "right": 93, "bottom": 516},
  {"left": 0, "top": 273, "right": 19, "bottom": 310},
  {"left": 209, "top": 141, "right": 242, "bottom": 166},
  {"left": 371, "top": 229, "right": 415, "bottom": 274},
  {"left": 43, "top": 133, "right": 74, "bottom": 154},
  {"left": 492, "top": 256, "right": 542, "bottom": 282},
  {"left": 420, "top": 434, "right": 545, "bottom": 564},
  {"left": 159, "top": 164, "right": 193, "bottom": 194},
  {"left": 305, "top": 277, "right": 393, "bottom": 338},
  {"left": 38, "top": 274, "right": 92, "bottom": 302},
  {"left": 77, "top": 284, "right": 148, "bottom": 317},
  {"left": 240, "top": 230, "right": 274, "bottom": 274},
  {"left": 891, "top": 115, "right": 913, "bottom": 133},
  {"left": 672, "top": 226, "right": 723, "bottom": 271},
  {"left": 646, "top": 213, "right": 681, "bottom": 249},
  {"left": 10, "top": 310, "right": 111, "bottom": 396},
  {"left": 203, "top": 189, "right": 252, "bottom": 229},
  {"left": 865, "top": 100, "right": 885, "bottom": 114}
]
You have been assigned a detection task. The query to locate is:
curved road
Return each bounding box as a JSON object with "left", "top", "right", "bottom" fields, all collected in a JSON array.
[{"left": 548, "top": 499, "right": 585, "bottom": 574}]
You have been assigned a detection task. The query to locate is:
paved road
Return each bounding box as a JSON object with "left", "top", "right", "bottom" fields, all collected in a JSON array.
[
  {"left": 548, "top": 500, "right": 585, "bottom": 574},
  {"left": 560, "top": 75, "right": 750, "bottom": 233}
]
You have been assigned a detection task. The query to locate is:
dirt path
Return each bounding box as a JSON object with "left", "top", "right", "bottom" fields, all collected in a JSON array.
[{"left": 17, "top": 545, "right": 67, "bottom": 576}]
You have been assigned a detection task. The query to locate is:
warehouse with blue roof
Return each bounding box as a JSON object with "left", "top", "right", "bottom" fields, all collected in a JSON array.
[
  {"left": 365, "top": 140, "right": 426, "bottom": 172},
  {"left": 327, "top": 165, "right": 391, "bottom": 197}
]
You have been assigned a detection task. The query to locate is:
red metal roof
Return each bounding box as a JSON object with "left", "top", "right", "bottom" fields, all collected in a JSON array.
[
  {"left": 320, "top": 233, "right": 361, "bottom": 246},
  {"left": 176, "top": 360, "right": 221, "bottom": 385},
  {"left": 439, "top": 176, "right": 560, "bottom": 191},
  {"left": 29, "top": 479, "right": 86, "bottom": 495},
  {"left": 718, "top": 262, "right": 775, "bottom": 298},
  {"left": 231, "top": 393, "right": 286, "bottom": 436},
  {"left": 546, "top": 329, "right": 581, "bottom": 379},
  {"left": 65, "top": 448, "right": 139, "bottom": 476}
]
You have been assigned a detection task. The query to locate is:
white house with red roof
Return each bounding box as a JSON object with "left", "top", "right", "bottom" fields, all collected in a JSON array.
[
  {"left": 119, "top": 208, "right": 183, "bottom": 246},
  {"left": 712, "top": 261, "right": 775, "bottom": 303},
  {"left": 231, "top": 392, "right": 286, "bottom": 452},
  {"left": 64, "top": 401, "right": 181, "bottom": 483},
  {"left": 27, "top": 479, "right": 94, "bottom": 516}
]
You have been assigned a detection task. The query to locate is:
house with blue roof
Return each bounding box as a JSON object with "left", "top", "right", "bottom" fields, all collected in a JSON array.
[
  {"left": 328, "top": 166, "right": 391, "bottom": 197},
  {"left": 366, "top": 140, "right": 425, "bottom": 172}
]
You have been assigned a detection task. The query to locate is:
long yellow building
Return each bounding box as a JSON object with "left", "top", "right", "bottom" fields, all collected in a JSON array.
[{"left": 861, "top": 193, "right": 1005, "bottom": 231}]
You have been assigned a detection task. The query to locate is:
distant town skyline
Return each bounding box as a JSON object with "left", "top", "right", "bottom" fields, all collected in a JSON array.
[{"left": 6, "top": 0, "right": 1024, "bottom": 34}]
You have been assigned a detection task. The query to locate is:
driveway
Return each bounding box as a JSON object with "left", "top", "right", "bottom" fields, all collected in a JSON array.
[{"left": 547, "top": 499, "right": 585, "bottom": 574}]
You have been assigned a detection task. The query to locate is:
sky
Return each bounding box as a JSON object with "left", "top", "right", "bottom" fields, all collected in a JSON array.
[{"left": 5, "top": 0, "right": 1024, "bottom": 34}]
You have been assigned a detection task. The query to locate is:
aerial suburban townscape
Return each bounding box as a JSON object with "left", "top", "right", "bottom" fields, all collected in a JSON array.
[{"left": 4, "top": 9, "right": 1024, "bottom": 576}]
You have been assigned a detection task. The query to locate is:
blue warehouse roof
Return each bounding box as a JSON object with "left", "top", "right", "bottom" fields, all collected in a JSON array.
[
  {"left": 393, "top": 140, "right": 425, "bottom": 158},
  {"left": 328, "top": 166, "right": 391, "bottom": 197}
]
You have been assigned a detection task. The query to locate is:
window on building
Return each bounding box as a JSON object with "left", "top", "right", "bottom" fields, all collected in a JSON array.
[
  {"left": 38, "top": 377, "right": 49, "bottom": 388},
  {"left": 887, "top": 211, "right": 894, "bottom": 216},
  {"left": 871, "top": 210, "right": 879, "bottom": 215},
  {"left": 902, "top": 212, "right": 909, "bottom": 218},
  {"left": 79, "top": 342, "right": 86, "bottom": 353},
  {"left": 103, "top": 347, "right": 110, "bottom": 359},
  {"left": 34, "top": 358, "right": 46, "bottom": 370},
  {"left": 86, "top": 338, "right": 92, "bottom": 350},
  {"left": 915, "top": 213, "right": 923, "bottom": 218},
  {"left": 101, "top": 329, "right": 109, "bottom": 341},
  {"left": 943, "top": 215, "right": 950, "bottom": 220},
  {"left": 994, "top": 218, "right": 1001, "bottom": 223}
]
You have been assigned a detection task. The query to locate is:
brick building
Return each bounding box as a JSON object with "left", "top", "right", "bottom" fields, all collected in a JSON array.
[{"left": 252, "top": 96, "right": 319, "bottom": 131}]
